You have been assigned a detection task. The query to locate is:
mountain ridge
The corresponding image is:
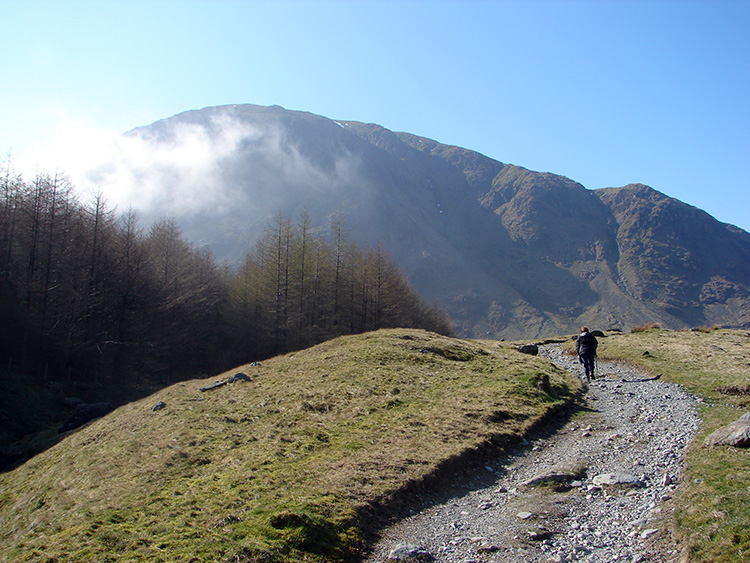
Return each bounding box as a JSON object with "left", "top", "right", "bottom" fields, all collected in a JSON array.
[{"left": 115, "top": 104, "right": 750, "bottom": 338}]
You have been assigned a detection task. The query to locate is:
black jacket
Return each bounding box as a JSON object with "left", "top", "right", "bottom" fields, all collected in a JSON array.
[{"left": 576, "top": 331, "right": 598, "bottom": 356}]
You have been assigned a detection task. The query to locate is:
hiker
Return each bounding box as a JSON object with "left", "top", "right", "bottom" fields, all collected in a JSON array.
[{"left": 576, "top": 326, "right": 598, "bottom": 381}]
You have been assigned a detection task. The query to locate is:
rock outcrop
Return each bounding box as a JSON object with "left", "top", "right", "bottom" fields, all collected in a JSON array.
[{"left": 704, "top": 412, "right": 750, "bottom": 447}]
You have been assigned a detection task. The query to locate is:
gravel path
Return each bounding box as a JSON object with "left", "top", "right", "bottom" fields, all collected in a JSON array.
[{"left": 363, "top": 344, "right": 701, "bottom": 563}]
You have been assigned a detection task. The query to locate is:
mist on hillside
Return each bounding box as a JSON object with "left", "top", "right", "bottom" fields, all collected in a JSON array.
[
  {"left": 17, "top": 108, "right": 369, "bottom": 256},
  {"left": 12, "top": 103, "right": 750, "bottom": 340}
]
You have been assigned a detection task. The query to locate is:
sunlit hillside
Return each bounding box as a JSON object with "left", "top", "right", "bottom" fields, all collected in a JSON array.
[{"left": 0, "top": 329, "right": 578, "bottom": 562}]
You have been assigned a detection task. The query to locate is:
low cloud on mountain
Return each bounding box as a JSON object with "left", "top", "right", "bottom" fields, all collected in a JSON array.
[
  {"left": 16, "top": 107, "right": 366, "bottom": 228},
  {"left": 14, "top": 104, "right": 750, "bottom": 338}
]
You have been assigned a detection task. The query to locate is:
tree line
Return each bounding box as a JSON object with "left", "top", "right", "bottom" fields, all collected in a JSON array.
[{"left": 0, "top": 163, "right": 452, "bottom": 388}]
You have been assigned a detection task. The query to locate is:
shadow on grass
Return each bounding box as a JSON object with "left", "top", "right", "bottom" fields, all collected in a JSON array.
[{"left": 0, "top": 377, "right": 164, "bottom": 473}]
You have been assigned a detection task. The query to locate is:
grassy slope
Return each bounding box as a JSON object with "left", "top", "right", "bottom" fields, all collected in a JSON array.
[
  {"left": 590, "top": 328, "right": 750, "bottom": 563},
  {"left": 0, "top": 329, "right": 579, "bottom": 563}
]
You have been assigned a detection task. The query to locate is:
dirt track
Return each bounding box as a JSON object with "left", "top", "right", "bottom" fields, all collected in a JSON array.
[{"left": 364, "top": 345, "right": 700, "bottom": 563}]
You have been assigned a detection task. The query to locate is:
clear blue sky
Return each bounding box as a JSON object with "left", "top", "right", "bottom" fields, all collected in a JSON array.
[{"left": 3, "top": 0, "right": 749, "bottom": 231}]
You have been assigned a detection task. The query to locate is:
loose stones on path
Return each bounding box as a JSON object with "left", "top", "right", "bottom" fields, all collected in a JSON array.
[{"left": 368, "top": 345, "right": 700, "bottom": 563}]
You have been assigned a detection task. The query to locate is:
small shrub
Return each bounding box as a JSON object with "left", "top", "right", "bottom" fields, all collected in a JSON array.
[
  {"left": 691, "top": 325, "right": 722, "bottom": 333},
  {"left": 716, "top": 385, "right": 750, "bottom": 396}
]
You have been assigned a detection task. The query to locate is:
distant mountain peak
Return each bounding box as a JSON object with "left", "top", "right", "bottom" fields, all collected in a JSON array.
[{"left": 114, "top": 104, "right": 750, "bottom": 337}]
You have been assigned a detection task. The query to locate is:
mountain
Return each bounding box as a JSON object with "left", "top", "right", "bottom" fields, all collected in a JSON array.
[{"left": 107, "top": 104, "right": 750, "bottom": 338}]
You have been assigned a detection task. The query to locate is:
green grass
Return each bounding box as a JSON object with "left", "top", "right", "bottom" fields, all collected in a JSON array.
[
  {"left": 0, "top": 328, "right": 580, "bottom": 563},
  {"left": 591, "top": 327, "right": 750, "bottom": 563}
]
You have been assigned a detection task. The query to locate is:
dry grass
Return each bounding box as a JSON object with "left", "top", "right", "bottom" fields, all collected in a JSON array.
[
  {"left": 596, "top": 328, "right": 750, "bottom": 563},
  {"left": 0, "top": 328, "right": 580, "bottom": 563}
]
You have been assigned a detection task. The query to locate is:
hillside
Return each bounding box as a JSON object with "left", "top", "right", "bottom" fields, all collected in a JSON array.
[
  {"left": 105, "top": 104, "right": 750, "bottom": 338},
  {"left": 0, "top": 329, "right": 579, "bottom": 563},
  {"left": 3, "top": 328, "right": 749, "bottom": 563}
]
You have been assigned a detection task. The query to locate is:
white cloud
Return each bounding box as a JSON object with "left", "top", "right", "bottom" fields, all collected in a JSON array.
[
  {"left": 12, "top": 110, "right": 261, "bottom": 215},
  {"left": 10, "top": 107, "right": 367, "bottom": 246}
]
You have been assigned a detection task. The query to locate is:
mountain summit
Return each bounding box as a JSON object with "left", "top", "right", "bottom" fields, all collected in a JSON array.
[{"left": 111, "top": 104, "right": 750, "bottom": 338}]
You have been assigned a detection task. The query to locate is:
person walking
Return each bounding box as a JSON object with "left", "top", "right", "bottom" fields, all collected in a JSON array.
[{"left": 576, "top": 326, "right": 598, "bottom": 381}]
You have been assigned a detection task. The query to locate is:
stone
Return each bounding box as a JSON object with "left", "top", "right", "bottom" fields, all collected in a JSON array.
[
  {"left": 518, "top": 344, "right": 539, "bottom": 355},
  {"left": 387, "top": 544, "right": 433, "bottom": 561},
  {"left": 592, "top": 473, "right": 644, "bottom": 488},
  {"left": 200, "top": 380, "right": 228, "bottom": 392},
  {"left": 524, "top": 462, "right": 587, "bottom": 488},
  {"left": 527, "top": 528, "right": 553, "bottom": 541},
  {"left": 228, "top": 372, "right": 251, "bottom": 383},
  {"left": 703, "top": 413, "right": 750, "bottom": 447},
  {"left": 152, "top": 401, "right": 167, "bottom": 411},
  {"left": 516, "top": 511, "right": 533, "bottom": 520}
]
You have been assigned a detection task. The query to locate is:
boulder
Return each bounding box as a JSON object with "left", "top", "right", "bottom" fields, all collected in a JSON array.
[
  {"left": 200, "top": 380, "right": 228, "bottom": 392},
  {"left": 703, "top": 412, "right": 750, "bottom": 448},
  {"left": 201, "top": 372, "right": 251, "bottom": 391},
  {"left": 592, "top": 472, "right": 644, "bottom": 488},
  {"left": 228, "top": 372, "right": 251, "bottom": 383},
  {"left": 518, "top": 344, "right": 539, "bottom": 356}
]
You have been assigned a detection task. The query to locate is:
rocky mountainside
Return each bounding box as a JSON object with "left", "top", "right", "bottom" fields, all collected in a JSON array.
[{"left": 116, "top": 104, "right": 750, "bottom": 338}]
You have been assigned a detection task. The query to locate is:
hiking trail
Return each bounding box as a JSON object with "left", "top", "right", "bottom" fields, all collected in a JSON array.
[{"left": 364, "top": 344, "right": 700, "bottom": 563}]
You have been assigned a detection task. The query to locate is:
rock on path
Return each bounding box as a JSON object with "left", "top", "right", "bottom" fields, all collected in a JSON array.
[{"left": 364, "top": 344, "right": 700, "bottom": 563}]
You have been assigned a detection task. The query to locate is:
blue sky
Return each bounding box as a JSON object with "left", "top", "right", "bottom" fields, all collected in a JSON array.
[{"left": 3, "top": 0, "right": 749, "bottom": 231}]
